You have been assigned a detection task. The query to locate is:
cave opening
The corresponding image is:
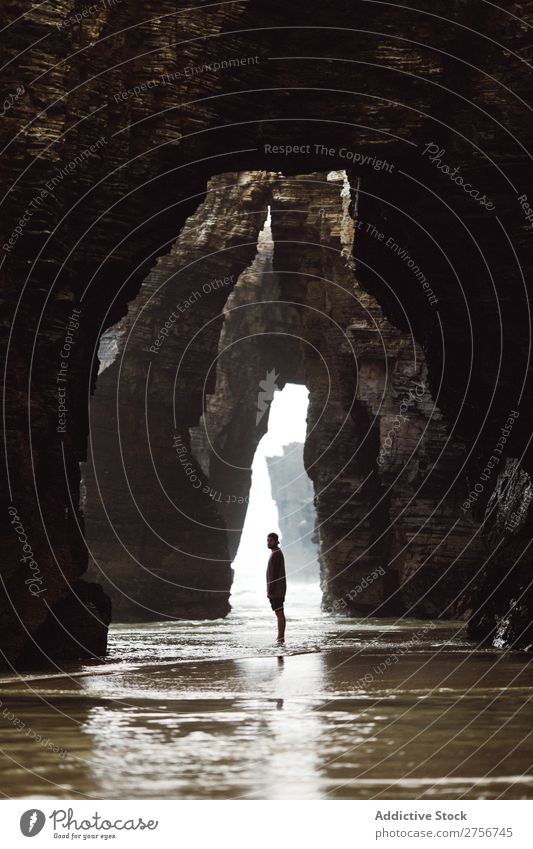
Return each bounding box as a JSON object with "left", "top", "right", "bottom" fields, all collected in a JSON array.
[
  {"left": 230, "top": 382, "right": 321, "bottom": 610},
  {"left": 2, "top": 0, "right": 532, "bottom": 803},
  {"left": 80, "top": 166, "right": 473, "bottom": 631},
  {"left": 81, "top": 170, "right": 340, "bottom": 624}
]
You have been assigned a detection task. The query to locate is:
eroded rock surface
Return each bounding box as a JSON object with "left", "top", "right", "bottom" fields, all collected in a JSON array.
[
  {"left": 1, "top": 1, "right": 532, "bottom": 662},
  {"left": 82, "top": 173, "right": 271, "bottom": 620},
  {"left": 89, "top": 169, "right": 493, "bottom": 623}
]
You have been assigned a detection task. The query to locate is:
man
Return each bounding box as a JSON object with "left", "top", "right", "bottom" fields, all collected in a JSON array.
[{"left": 266, "top": 532, "right": 286, "bottom": 644}]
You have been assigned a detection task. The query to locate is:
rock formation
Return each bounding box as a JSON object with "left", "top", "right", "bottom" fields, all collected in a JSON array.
[
  {"left": 83, "top": 169, "right": 491, "bottom": 625},
  {"left": 82, "top": 172, "right": 271, "bottom": 620},
  {"left": 1, "top": 1, "right": 532, "bottom": 664}
]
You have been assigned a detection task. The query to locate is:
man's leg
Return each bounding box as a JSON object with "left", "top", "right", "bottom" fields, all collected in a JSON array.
[{"left": 275, "top": 608, "right": 286, "bottom": 642}]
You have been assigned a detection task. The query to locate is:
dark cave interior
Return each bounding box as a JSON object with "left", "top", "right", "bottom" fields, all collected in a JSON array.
[{"left": 2, "top": 1, "right": 533, "bottom": 668}]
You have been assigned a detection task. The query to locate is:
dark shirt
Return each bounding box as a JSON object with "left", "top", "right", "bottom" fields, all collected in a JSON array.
[{"left": 266, "top": 547, "right": 286, "bottom": 598}]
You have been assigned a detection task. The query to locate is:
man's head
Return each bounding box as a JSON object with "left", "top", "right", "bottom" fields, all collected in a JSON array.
[{"left": 267, "top": 532, "right": 279, "bottom": 549}]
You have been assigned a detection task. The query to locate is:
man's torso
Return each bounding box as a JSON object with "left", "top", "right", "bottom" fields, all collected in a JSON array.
[{"left": 266, "top": 547, "right": 286, "bottom": 598}]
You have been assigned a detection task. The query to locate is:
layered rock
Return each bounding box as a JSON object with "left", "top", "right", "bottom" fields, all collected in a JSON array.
[
  {"left": 189, "top": 209, "right": 305, "bottom": 558},
  {"left": 91, "top": 168, "right": 490, "bottom": 622},
  {"left": 467, "top": 459, "right": 533, "bottom": 649},
  {"left": 82, "top": 172, "right": 271, "bottom": 620},
  {"left": 1, "top": 1, "right": 532, "bottom": 662},
  {"left": 268, "top": 173, "right": 489, "bottom": 616}
]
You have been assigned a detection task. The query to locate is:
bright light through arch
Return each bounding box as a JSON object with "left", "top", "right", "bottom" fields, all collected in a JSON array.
[{"left": 230, "top": 383, "right": 320, "bottom": 608}]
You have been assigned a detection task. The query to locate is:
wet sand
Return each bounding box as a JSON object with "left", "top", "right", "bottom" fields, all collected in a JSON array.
[{"left": 0, "top": 600, "right": 532, "bottom": 799}]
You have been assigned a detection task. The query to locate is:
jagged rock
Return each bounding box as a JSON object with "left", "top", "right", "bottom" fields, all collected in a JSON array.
[
  {"left": 89, "top": 169, "right": 486, "bottom": 621},
  {"left": 189, "top": 206, "right": 304, "bottom": 559},
  {"left": 19, "top": 580, "right": 112, "bottom": 667},
  {"left": 82, "top": 173, "right": 271, "bottom": 620},
  {"left": 1, "top": 1, "right": 532, "bottom": 662},
  {"left": 268, "top": 173, "right": 487, "bottom": 616},
  {"left": 466, "top": 459, "right": 533, "bottom": 650}
]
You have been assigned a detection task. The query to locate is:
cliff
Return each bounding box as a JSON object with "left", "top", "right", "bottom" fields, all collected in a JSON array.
[{"left": 1, "top": 1, "right": 532, "bottom": 664}]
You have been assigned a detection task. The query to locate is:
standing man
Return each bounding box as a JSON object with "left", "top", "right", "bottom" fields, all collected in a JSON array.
[{"left": 266, "top": 532, "right": 286, "bottom": 644}]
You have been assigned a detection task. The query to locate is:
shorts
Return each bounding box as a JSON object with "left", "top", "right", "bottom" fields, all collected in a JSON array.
[{"left": 269, "top": 596, "right": 285, "bottom": 612}]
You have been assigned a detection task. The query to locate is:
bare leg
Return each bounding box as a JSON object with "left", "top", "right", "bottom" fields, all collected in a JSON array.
[{"left": 275, "top": 609, "right": 286, "bottom": 642}]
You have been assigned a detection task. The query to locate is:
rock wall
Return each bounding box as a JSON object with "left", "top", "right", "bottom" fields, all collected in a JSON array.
[
  {"left": 82, "top": 172, "right": 271, "bottom": 620},
  {"left": 1, "top": 0, "right": 532, "bottom": 663},
  {"left": 467, "top": 459, "right": 533, "bottom": 650},
  {"left": 189, "top": 208, "right": 304, "bottom": 559},
  {"left": 88, "top": 168, "right": 490, "bottom": 623},
  {"left": 268, "top": 173, "right": 488, "bottom": 617}
]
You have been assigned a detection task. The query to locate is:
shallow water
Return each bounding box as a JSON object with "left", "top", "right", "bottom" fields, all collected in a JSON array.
[{"left": 0, "top": 586, "right": 532, "bottom": 800}]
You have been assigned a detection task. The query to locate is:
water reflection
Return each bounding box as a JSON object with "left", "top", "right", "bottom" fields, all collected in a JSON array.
[
  {"left": 0, "top": 597, "right": 532, "bottom": 800},
  {"left": 232, "top": 652, "right": 325, "bottom": 799}
]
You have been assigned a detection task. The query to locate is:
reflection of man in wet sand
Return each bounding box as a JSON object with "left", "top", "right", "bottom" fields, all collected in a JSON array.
[{"left": 266, "top": 532, "right": 286, "bottom": 645}]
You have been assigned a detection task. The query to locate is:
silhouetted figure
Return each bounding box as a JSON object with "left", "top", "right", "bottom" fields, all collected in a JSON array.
[{"left": 266, "top": 532, "right": 286, "bottom": 644}]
